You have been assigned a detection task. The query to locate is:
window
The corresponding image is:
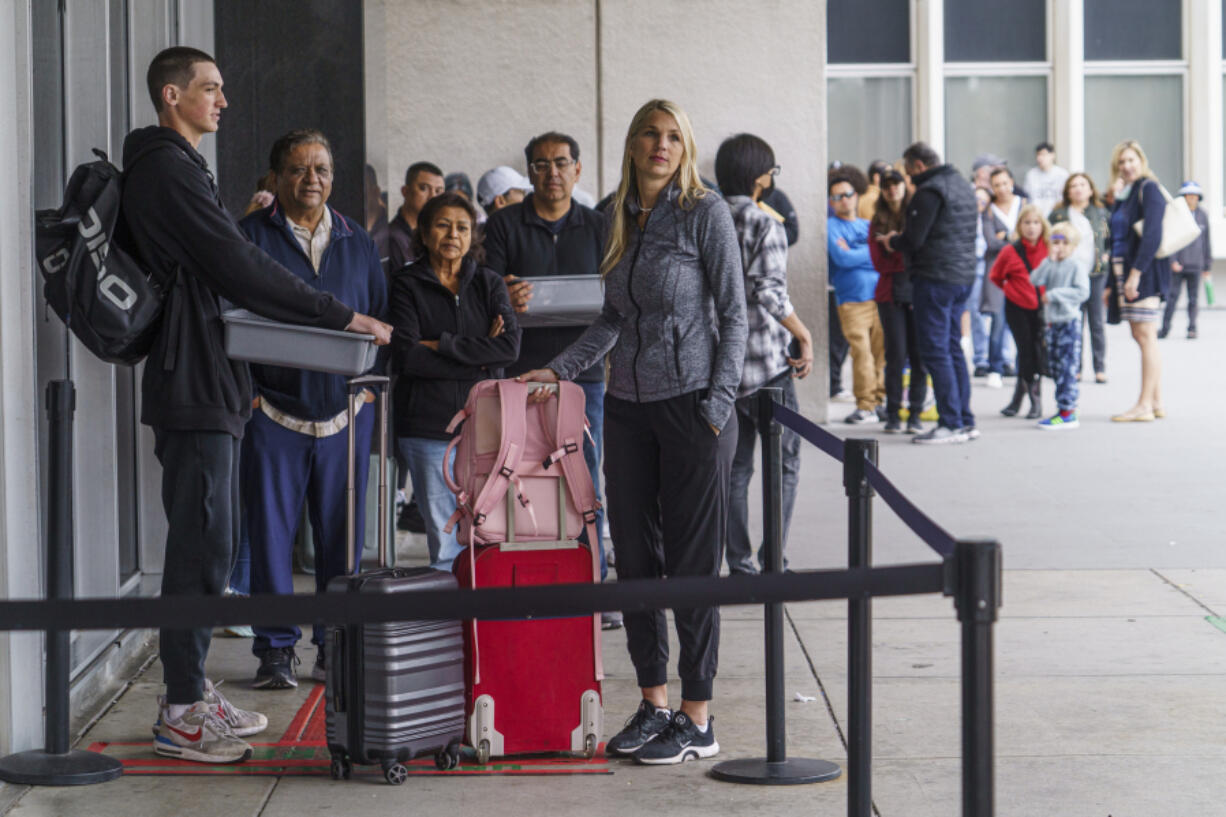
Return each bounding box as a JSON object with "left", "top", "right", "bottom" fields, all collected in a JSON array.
[
  {"left": 944, "top": 0, "right": 1046, "bottom": 62},
  {"left": 1084, "top": 75, "right": 1183, "bottom": 190},
  {"left": 944, "top": 76, "right": 1048, "bottom": 180},
  {"left": 827, "top": 0, "right": 910, "bottom": 64},
  {"left": 827, "top": 76, "right": 913, "bottom": 170},
  {"left": 1084, "top": 0, "right": 1181, "bottom": 61}
]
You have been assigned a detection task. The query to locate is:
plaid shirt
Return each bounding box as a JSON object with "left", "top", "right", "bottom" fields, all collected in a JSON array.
[{"left": 727, "top": 196, "right": 794, "bottom": 396}]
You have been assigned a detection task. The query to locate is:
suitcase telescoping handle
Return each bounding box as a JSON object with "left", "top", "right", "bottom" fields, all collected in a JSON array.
[{"left": 346, "top": 374, "right": 390, "bottom": 574}]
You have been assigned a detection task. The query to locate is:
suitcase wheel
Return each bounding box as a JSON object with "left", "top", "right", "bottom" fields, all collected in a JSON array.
[
  {"left": 382, "top": 760, "right": 409, "bottom": 785},
  {"left": 475, "top": 739, "right": 491, "bottom": 766},
  {"left": 434, "top": 740, "right": 461, "bottom": 771},
  {"left": 583, "top": 733, "right": 597, "bottom": 759},
  {"left": 329, "top": 754, "right": 351, "bottom": 781}
]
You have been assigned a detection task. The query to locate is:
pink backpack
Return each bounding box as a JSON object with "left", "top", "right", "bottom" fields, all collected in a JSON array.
[{"left": 442, "top": 378, "right": 600, "bottom": 570}]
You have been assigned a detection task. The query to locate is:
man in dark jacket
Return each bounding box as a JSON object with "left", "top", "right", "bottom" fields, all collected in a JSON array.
[
  {"left": 482, "top": 132, "right": 617, "bottom": 624},
  {"left": 238, "top": 129, "right": 388, "bottom": 691},
  {"left": 122, "top": 47, "right": 390, "bottom": 764},
  {"left": 1160, "top": 180, "right": 1212, "bottom": 339},
  {"left": 886, "top": 142, "right": 978, "bottom": 444}
]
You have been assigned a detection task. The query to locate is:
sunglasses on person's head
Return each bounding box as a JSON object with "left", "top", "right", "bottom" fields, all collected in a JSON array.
[
  {"left": 830, "top": 192, "right": 856, "bottom": 202},
  {"left": 1051, "top": 233, "right": 1068, "bottom": 243}
]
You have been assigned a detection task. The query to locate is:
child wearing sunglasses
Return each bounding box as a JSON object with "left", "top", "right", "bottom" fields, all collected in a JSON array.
[{"left": 1029, "top": 222, "right": 1090, "bottom": 429}]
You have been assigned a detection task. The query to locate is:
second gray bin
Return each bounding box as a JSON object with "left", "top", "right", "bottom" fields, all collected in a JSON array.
[
  {"left": 516, "top": 275, "right": 603, "bottom": 328},
  {"left": 222, "top": 309, "right": 378, "bottom": 376}
]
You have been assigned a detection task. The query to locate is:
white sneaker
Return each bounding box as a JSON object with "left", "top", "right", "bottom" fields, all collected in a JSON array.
[
  {"left": 153, "top": 700, "right": 254, "bottom": 763},
  {"left": 985, "top": 372, "right": 1003, "bottom": 389},
  {"left": 203, "top": 680, "right": 268, "bottom": 736},
  {"left": 831, "top": 389, "right": 854, "bottom": 403},
  {"left": 154, "top": 681, "right": 268, "bottom": 739},
  {"left": 844, "top": 408, "right": 880, "bottom": 424}
]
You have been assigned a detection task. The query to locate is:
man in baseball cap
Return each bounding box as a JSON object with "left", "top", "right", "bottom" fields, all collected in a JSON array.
[{"left": 477, "top": 165, "right": 533, "bottom": 214}]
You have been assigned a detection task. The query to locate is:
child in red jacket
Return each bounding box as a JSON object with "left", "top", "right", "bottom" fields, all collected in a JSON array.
[{"left": 989, "top": 204, "right": 1050, "bottom": 419}]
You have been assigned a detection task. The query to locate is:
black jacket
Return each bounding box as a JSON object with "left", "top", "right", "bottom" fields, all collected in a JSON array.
[
  {"left": 892, "top": 164, "right": 977, "bottom": 287},
  {"left": 482, "top": 195, "right": 606, "bottom": 380},
  {"left": 120, "top": 126, "right": 354, "bottom": 437},
  {"left": 390, "top": 257, "right": 520, "bottom": 439}
]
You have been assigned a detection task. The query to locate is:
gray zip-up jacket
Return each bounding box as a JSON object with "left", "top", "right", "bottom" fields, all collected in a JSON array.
[{"left": 549, "top": 181, "right": 747, "bottom": 429}]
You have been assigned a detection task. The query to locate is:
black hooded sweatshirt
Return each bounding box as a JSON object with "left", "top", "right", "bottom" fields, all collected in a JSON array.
[{"left": 120, "top": 126, "right": 354, "bottom": 437}]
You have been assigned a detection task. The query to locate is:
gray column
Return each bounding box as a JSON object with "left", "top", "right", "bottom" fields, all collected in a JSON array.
[
  {"left": 1186, "top": 0, "right": 1224, "bottom": 254},
  {"left": 1051, "top": 0, "right": 1085, "bottom": 171},
  {"left": 0, "top": 1, "right": 47, "bottom": 756}
]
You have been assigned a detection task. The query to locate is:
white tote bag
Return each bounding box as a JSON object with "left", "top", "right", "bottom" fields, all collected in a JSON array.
[{"left": 1133, "top": 182, "right": 1201, "bottom": 259}]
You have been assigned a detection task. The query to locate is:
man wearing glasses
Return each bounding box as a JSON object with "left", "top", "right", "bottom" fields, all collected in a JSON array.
[
  {"left": 482, "top": 131, "right": 617, "bottom": 627},
  {"left": 827, "top": 173, "right": 885, "bottom": 424}
]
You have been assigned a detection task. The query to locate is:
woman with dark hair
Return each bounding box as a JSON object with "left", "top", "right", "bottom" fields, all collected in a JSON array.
[
  {"left": 713, "top": 133, "right": 813, "bottom": 576},
  {"left": 870, "top": 169, "right": 927, "bottom": 432},
  {"left": 519, "top": 99, "right": 746, "bottom": 765},
  {"left": 1105, "top": 140, "right": 1169, "bottom": 421},
  {"left": 1048, "top": 172, "right": 1110, "bottom": 383},
  {"left": 389, "top": 191, "right": 520, "bottom": 569}
]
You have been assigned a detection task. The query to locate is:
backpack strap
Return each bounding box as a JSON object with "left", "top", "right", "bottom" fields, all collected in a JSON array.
[
  {"left": 537, "top": 383, "right": 604, "bottom": 681},
  {"left": 1012, "top": 240, "right": 1035, "bottom": 274},
  {"left": 466, "top": 379, "right": 529, "bottom": 534}
]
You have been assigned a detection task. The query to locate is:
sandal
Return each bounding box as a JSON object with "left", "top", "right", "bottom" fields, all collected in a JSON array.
[
  {"left": 1095, "top": 372, "right": 1107, "bottom": 384},
  {"left": 1111, "top": 410, "right": 1155, "bottom": 422}
]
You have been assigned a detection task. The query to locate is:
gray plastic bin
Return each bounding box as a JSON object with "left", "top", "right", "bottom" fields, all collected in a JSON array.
[
  {"left": 222, "top": 309, "right": 377, "bottom": 376},
  {"left": 516, "top": 275, "right": 603, "bottom": 328}
]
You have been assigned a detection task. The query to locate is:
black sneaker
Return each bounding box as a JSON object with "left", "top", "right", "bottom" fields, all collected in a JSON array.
[
  {"left": 633, "top": 711, "right": 719, "bottom": 765},
  {"left": 253, "top": 647, "right": 299, "bottom": 690},
  {"left": 601, "top": 611, "right": 624, "bottom": 631},
  {"left": 311, "top": 648, "right": 326, "bottom": 683},
  {"left": 905, "top": 414, "right": 923, "bottom": 434},
  {"left": 606, "top": 699, "right": 672, "bottom": 757},
  {"left": 883, "top": 416, "right": 903, "bottom": 433},
  {"left": 396, "top": 497, "right": 426, "bottom": 533}
]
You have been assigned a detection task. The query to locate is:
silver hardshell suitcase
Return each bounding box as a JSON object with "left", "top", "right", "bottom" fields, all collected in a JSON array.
[{"left": 324, "top": 374, "right": 466, "bottom": 784}]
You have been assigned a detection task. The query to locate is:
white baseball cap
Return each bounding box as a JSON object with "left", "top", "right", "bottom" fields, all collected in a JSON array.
[{"left": 477, "top": 166, "right": 534, "bottom": 208}]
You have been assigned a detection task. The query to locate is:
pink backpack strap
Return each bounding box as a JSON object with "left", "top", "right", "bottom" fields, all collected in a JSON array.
[
  {"left": 467, "top": 379, "right": 529, "bottom": 533},
  {"left": 538, "top": 383, "right": 604, "bottom": 681}
]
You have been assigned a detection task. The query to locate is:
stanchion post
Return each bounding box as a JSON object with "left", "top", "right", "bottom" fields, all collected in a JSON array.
[
  {"left": 0, "top": 381, "right": 123, "bottom": 786},
  {"left": 710, "top": 388, "right": 841, "bottom": 786},
  {"left": 954, "top": 539, "right": 1001, "bottom": 817},
  {"left": 843, "top": 438, "right": 877, "bottom": 817}
]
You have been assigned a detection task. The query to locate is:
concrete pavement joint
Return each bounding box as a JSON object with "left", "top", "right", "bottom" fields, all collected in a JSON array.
[
  {"left": 784, "top": 606, "right": 881, "bottom": 817},
  {"left": 1150, "top": 569, "right": 1220, "bottom": 617},
  {"left": 253, "top": 777, "right": 280, "bottom": 817}
]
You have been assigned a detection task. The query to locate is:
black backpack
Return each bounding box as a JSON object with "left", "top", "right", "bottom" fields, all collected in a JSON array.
[{"left": 36, "top": 147, "right": 172, "bottom": 365}]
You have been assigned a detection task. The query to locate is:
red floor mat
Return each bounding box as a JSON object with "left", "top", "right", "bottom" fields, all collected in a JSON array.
[{"left": 90, "top": 686, "right": 612, "bottom": 777}]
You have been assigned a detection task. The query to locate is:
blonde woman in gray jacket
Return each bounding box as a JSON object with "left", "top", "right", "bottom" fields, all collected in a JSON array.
[{"left": 519, "top": 99, "right": 747, "bottom": 765}]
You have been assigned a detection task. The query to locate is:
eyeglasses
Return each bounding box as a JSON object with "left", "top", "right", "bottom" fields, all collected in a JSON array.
[
  {"left": 829, "top": 192, "right": 856, "bottom": 202},
  {"left": 769, "top": 165, "right": 781, "bottom": 177},
  {"left": 529, "top": 157, "right": 575, "bottom": 175}
]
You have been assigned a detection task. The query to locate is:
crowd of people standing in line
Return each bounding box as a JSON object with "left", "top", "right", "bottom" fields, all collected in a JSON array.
[
  {"left": 827, "top": 139, "right": 1212, "bottom": 441},
  {"left": 219, "top": 84, "right": 818, "bottom": 763}
]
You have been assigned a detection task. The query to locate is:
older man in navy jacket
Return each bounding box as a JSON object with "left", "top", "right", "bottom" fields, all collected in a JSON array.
[{"left": 239, "top": 129, "right": 388, "bottom": 690}]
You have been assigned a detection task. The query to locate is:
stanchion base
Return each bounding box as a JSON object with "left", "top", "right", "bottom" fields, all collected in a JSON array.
[
  {"left": 709, "top": 756, "right": 842, "bottom": 785},
  {"left": 0, "top": 749, "right": 123, "bottom": 786}
]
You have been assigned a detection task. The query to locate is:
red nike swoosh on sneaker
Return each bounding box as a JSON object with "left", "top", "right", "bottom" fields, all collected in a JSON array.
[{"left": 166, "top": 723, "right": 203, "bottom": 742}]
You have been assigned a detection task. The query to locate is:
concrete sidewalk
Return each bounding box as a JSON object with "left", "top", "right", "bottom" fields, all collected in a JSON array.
[{"left": 4, "top": 310, "right": 1226, "bottom": 816}]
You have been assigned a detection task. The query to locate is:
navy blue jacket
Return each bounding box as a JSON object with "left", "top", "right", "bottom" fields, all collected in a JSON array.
[
  {"left": 239, "top": 202, "right": 388, "bottom": 421},
  {"left": 1108, "top": 177, "right": 1171, "bottom": 302}
]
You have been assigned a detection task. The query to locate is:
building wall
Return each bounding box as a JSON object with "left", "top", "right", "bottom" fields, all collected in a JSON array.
[{"left": 374, "top": 0, "right": 831, "bottom": 416}]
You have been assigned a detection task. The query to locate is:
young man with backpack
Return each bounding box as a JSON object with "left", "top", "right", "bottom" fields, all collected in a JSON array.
[{"left": 121, "top": 46, "right": 391, "bottom": 764}]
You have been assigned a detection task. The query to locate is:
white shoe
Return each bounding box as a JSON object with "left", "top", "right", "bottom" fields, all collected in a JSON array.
[
  {"left": 153, "top": 700, "right": 253, "bottom": 764},
  {"left": 985, "top": 372, "right": 1003, "bottom": 389}
]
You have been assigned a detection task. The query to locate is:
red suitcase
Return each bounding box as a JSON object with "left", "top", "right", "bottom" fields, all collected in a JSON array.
[{"left": 454, "top": 542, "right": 603, "bottom": 763}]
